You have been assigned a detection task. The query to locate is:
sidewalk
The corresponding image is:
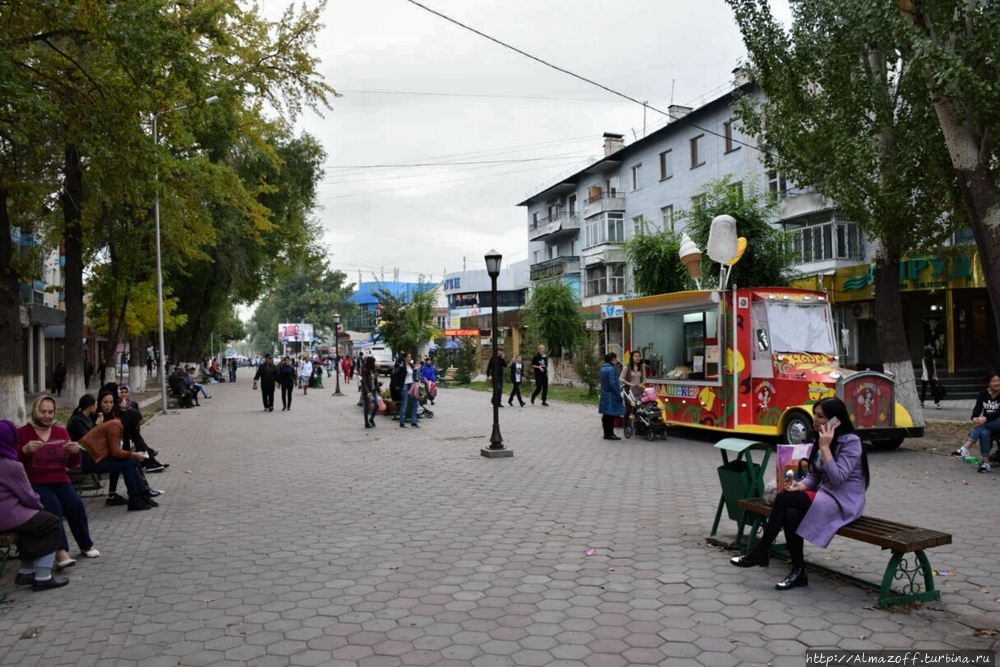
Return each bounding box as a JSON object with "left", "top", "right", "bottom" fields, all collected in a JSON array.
[{"left": 1, "top": 382, "right": 997, "bottom": 666}]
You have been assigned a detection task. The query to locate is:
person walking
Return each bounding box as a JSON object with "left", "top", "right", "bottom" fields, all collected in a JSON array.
[
  {"left": 487, "top": 349, "right": 507, "bottom": 408},
  {"left": 599, "top": 353, "right": 624, "bottom": 440},
  {"left": 508, "top": 355, "right": 525, "bottom": 407},
  {"left": 620, "top": 351, "right": 646, "bottom": 431},
  {"left": 277, "top": 356, "right": 296, "bottom": 411},
  {"left": 920, "top": 348, "right": 941, "bottom": 409},
  {"left": 530, "top": 345, "right": 549, "bottom": 406},
  {"left": 83, "top": 359, "right": 94, "bottom": 390},
  {"left": 361, "top": 356, "right": 380, "bottom": 429},
  {"left": 51, "top": 363, "right": 67, "bottom": 397},
  {"left": 228, "top": 358, "right": 237, "bottom": 383},
  {"left": 397, "top": 353, "right": 419, "bottom": 428},
  {"left": 253, "top": 354, "right": 279, "bottom": 412},
  {"left": 298, "top": 356, "right": 313, "bottom": 395}
]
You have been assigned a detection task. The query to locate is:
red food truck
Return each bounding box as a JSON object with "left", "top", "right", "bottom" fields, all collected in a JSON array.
[{"left": 616, "top": 286, "right": 921, "bottom": 449}]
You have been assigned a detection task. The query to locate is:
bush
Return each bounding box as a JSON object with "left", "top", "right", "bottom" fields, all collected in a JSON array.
[
  {"left": 571, "top": 332, "right": 602, "bottom": 397},
  {"left": 455, "top": 338, "right": 478, "bottom": 384}
]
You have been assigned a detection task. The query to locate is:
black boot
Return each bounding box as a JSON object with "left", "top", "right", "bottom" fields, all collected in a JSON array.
[
  {"left": 127, "top": 496, "right": 152, "bottom": 511},
  {"left": 730, "top": 549, "right": 769, "bottom": 568},
  {"left": 775, "top": 567, "right": 808, "bottom": 590}
]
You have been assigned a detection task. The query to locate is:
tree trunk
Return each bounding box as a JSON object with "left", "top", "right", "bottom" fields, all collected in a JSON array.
[
  {"left": 183, "top": 270, "right": 218, "bottom": 361},
  {"left": 874, "top": 240, "right": 923, "bottom": 428},
  {"left": 0, "top": 187, "right": 27, "bottom": 423},
  {"left": 129, "top": 335, "right": 144, "bottom": 392},
  {"left": 63, "top": 146, "right": 86, "bottom": 401}
]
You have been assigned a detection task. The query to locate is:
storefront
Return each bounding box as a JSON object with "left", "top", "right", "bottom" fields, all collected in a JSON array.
[{"left": 822, "top": 246, "right": 998, "bottom": 373}]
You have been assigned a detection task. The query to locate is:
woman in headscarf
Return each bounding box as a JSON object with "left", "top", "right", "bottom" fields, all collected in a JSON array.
[
  {"left": 0, "top": 419, "right": 70, "bottom": 590},
  {"left": 15, "top": 395, "right": 99, "bottom": 569}
]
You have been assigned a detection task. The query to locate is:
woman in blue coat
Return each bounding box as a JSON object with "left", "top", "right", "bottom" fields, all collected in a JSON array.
[
  {"left": 599, "top": 353, "right": 624, "bottom": 440},
  {"left": 731, "top": 397, "right": 868, "bottom": 590}
]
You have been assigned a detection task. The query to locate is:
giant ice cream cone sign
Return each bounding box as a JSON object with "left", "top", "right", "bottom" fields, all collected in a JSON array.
[
  {"left": 679, "top": 233, "right": 702, "bottom": 288},
  {"left": 727, "top": 237, "right": 748, "bottom": 266}
]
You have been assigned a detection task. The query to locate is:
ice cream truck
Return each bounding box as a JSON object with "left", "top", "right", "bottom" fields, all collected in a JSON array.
[{"left": 616, "top": 287, "right": 922, "bottom": 449}]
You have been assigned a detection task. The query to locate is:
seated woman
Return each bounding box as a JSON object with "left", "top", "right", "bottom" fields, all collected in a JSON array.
[
  {"left": 67, "top": 394, "right": 97, "bottom": 443},
  {"left": 117, "top": 384, "right": 169, "bottom": 473},
  {"left": 78, "top": 411, "right": 157, "bottom": 512},
  {"left": 0, "top": 420, "right": 70, "bottom": 591},
  {"left": 16, "top": 395, "right": 100, "bottom": 569},
  {"left": 731, "top": 397, "right": 868, "bottom": 590}
]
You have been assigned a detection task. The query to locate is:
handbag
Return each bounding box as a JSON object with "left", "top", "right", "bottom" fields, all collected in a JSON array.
[{"left": 408, "top": 382, "right": 421, "bottom": 399}]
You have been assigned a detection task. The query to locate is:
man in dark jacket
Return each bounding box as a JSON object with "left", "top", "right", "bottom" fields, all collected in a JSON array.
[
  {"left": 253, "top": 354, "right": 280, "bottom": 412},
  {"left": 486, "top": 349, "right": 507, "bottom": 408},
  {"left": 389, "top": 354, "right": 408, "bottom": 404},
  {"left": 167, "top": 367, "right": 195, "bottom": 408}
]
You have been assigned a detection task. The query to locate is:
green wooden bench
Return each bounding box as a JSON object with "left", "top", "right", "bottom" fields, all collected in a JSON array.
[
  {"left": 0, "top": 532, "right": 18, "bottom": 603},
  {"left": 737, "top": 497, "right": 952, "bottom": 608},
  {"left": 68, "top": 467, "right": 104, "bottom": 497}
]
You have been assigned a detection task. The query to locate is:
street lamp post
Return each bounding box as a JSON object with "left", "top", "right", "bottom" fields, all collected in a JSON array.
[
  {"left": 153, "top": 95, "right": 219, "bottom": 415},
  {"left": 333, "top": 313, "right": 343, "bottom": 396},
  {"left": 482, "top": 250, "right": 512, "bottom": 459}
]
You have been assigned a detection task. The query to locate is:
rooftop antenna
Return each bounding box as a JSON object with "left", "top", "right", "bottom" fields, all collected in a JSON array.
[
  {"left": 670, "top": 79, "right": 676, "bottom": 106},
  {"left": 643, "top": 101, "right": 648, "bottom": 137},
  {"left": 463, "top": 256, "right": 467, "bottom": 271}
]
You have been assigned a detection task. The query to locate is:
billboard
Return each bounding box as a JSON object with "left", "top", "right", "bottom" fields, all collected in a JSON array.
[{"left": 279, "top": 323, "right": 314, "bottom": 343}]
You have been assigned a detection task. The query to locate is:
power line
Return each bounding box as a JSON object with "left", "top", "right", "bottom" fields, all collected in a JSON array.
[
  {"left": 402, "top": 0, "right": 761, "bottom": 153},
  {"left": 324, "top": 153, "right": 595, "bottom": 169},
  {"left": 339, "top": 89, "right": 626, "bottom": 103}
]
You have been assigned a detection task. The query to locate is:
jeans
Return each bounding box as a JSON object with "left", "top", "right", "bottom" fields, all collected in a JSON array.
[
  {"left": 920, "top": 380, "right": 939, "bottom": 404},
  {"left": 192, "top": 382, "right": 209, "bottom": 398},
  {"left": 229, "top": 369, "right": 236, "bottom": 382},
  {"left": 976, "top": 419, "right": 1000, "bottom": 457},
  {"left": 33, "top": 483, "right": 93, "bottom": 552},
  {"left": 400, "top": 385, "right": 418, "bottom": 424},
  {"left": 81, "top": 452, "right": 145, "bottom": 497},
  {"left": 281, "top": 385, "right": 293, "bottom": 409}
]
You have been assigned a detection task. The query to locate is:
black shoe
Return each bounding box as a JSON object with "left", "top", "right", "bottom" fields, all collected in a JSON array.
[
  {"left": 370, "top": 419, "right": 376, "bottom": 428},
  {"left": 542, "top": 402, "right": 550, "bottom": 406},
  {"left": 32, "top": 576, "right": 70, "bottom": 591},
  {"left": 400, "top": 424, "right": 406, "bottom": 428},
  {"left": 148, "top": 489, "right": 163, "bottom": 497},
  {"left": 411, "top": 423, "right": 420, "bottom": 428},
  {"left": 531, "top": 396, "right": 535, "bottom": 404},
  {"left": 145, "top": 463, "right": 165, "bottom": 473},
  {"left": 604, "top": 434, "right": 621, "bottom": 440},
  {"left": 775, "top": 567, "right": 808, "bottom": 590},
  {"left": 520, "top": 402, "right": 525, "bottom": 407},
  {"left": 128, "top": 498, "right": 153, "bottom": 511},
  {"left": 14, "top": 572, "right": 35, "bottom": 586},
  {"left": 365, "top": 423, "right": 372, "bottom": 429},
  {"left": 731, "top": 550, "right": 769, "bottom": 568},
  {"left": 106, "top": 493, "right": 128, "bottom": 506},
  {"left": 269, "top": 407, "right": 274, "bottom": 412},
  {"left": 498, "top": 404, "right": 504, "bottom": 408}
]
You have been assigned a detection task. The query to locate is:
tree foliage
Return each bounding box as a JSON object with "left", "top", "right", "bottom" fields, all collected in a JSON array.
[
  {"left": 680, "top": 178, "right": 797, "bottom": 289},
  {"left": 571, "top": 332, "right": 603, "bottom": 397},
  {"left": 527, "top": 281, "right": 582, "bottom": 358},
  {"left": 623, "top": 219, "right": 689, "bottom": 296},
  {"left": 372, "top": 283, "right": 438, "bottom": 358}
]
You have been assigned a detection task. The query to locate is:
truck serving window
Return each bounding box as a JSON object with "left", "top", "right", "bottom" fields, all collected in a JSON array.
[
  {"left": 633, "top": 307, "right": 720, "bottom": 381},
  {"left": 766, "top": 302, "right": 835, "bottom": 354}
]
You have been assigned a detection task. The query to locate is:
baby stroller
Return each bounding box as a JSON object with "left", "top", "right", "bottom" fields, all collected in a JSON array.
[
  {"left": 416, "top": 380, "right": 435, "bottom": 418},
  {"left": 622, "top": 388, "right": 668, "bottom": 441}
]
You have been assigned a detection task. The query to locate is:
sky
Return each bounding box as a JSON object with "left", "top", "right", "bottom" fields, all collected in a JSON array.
[{"left": 260, "top": 0, "right": 792, "bottom": 287}]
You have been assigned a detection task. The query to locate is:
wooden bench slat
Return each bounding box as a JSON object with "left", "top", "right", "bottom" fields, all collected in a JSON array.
[{"left": 737, "top": 498, "right": 951, "bottom": 553}]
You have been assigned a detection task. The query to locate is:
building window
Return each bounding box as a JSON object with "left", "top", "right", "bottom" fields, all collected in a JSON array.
[
  {"left": 436, "top": 316, "right": 447, "bottom": 329},
  {"left": 632, "top": 215, "right": 645, "bottom": 236},
  {"left": 690, "top": 134, "right": 705, "bottom": 169},
  {"left": 533, "top": 250, "right": 541, "bottom": 264},
  {"left": 548, "top": 245, "right": 558, "bottom": 260},
  {"left": 548, "top": 204, "right": 559, "bottom": 219},
  {"left": 660, "top": 205, "right": 674, "bottom": 231},
  {"left": 585, "top": 265, "right": 606, "bottom": 297},
  {"left": 584, "top": 213, "right": 625, "bottom": 247},
  {"left": 585, "top": 218, "right": 605, "bottom": 248},
  {"left": 607, "top": 213, "right": 624, "bottom": 243},
  {"left": 691, "top": 194, "right": 706, "bottom": 209},
  {"left": 631, "top": 164, "right": 642, "bottom": 191},
  {"left": 608, "top": 264, "right": 625, "bottom": 294},
  {"left": 767, "top": 170, "right": 788, "bottom": 198},
  {"left": 568, "top": 194, "right": 577, "bottom": 216},
  {"left": 784, "top": 210, "right": 865, "bottom": 264},
  {"left": 659, "top": 150, "right": 673, "bottom": 180},
  {"left": 724, "top": 119, "right": 739, "bottom": 153},
  {"left": 606, "top": 176, "right": 620, "bottom": 197}
]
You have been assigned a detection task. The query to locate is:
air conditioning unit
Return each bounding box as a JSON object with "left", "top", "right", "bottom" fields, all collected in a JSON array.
[{"left": 851, "top": 303, "right": 874, "bottom": 319}]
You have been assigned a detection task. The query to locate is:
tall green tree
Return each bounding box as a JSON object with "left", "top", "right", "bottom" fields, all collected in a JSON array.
[
  {"left": 681, "top": 178, "right": 796, "bottom": 289},
  {"left": 527, "top": 282, "right": 583, "bottom": 372},
  {"left": 373, "top": 283, "right": 438, "bottom": 358},
  {"left": 623, "top": 218, "right": 688, "bottom": 296},
  {"left": 727, "top": 0, "right": 961, "bottom": 425}
]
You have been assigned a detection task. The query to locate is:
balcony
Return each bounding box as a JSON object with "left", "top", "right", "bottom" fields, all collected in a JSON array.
[
  {"left": 583, "top": 193, "right": 626, "bottom": 219},
  {"left": 528, "top": 212, "right": 580, "bottom": 241},
  {"left": 530, "top": 256, "right": 581, "bottom": 281}
]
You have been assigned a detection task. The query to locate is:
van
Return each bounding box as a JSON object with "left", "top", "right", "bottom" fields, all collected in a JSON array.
[{"left": 369, "top": 345, "right": 395, "bottom": 375}]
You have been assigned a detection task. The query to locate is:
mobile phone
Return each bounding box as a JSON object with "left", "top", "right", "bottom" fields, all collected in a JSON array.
[{"left": 827, "top": 416, "right": 841, "bottom": 429}]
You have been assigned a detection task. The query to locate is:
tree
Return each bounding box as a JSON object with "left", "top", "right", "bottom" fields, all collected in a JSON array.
[
  {"left": 571, "top": 331, "right": 603, "bottom": 397},
  {"left": 896, "top": 0, "right": 1000, "bottom": 350},
  {"left": 726, "top": 0, "right": 962, "bottom": 427},
  {"left": 455, "top": 338, "right": 478, "bottom": 384},
  {"left": 680, "top": 178, "right": 797, "bottom": 289},
  {"left": 373, "top": 283, "right": 438, "bottom": 357},
  {"left": 623, "top": 218, "right": 689, "bottom": 296},
  {"left": 527, "top": 282, "right": 583, "bottom": 377}
]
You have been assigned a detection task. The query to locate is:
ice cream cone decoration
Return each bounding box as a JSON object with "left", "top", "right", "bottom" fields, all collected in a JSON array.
[{"left": 679, "top": 233, "right": 703, "bottom": 287}]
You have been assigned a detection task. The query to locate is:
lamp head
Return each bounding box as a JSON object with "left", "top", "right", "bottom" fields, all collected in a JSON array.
[
  {"left": 205, "top": 96, "right": 220, "bottom": 105},
  {"left": 484, "top": 249, "right": 502, "bottom": 278}
]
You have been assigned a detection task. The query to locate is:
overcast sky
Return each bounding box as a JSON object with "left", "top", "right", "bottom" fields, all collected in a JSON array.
[{"left": 261, "top": 0, "right": 791, "bottom": 287}]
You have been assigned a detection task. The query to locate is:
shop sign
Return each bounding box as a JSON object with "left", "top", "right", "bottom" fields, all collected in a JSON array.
[
  {"left": 444, "top": 329, "right": 479, "bottom": 336},
  {"left": 842, "top": 254, "right": 976, "bottom": 293},
  {"left": 601, "top": 304, "right": 624, "bottom": 319}
]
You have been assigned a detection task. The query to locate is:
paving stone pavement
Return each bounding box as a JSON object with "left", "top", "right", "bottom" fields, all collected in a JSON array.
[{"left": 2, "top": 380, "right": 999, "bottom": 666}]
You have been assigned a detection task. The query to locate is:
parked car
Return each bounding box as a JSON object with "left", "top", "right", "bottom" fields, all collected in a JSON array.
[{"left": 370, "top": 345, "right": 394, "bottom": 375}]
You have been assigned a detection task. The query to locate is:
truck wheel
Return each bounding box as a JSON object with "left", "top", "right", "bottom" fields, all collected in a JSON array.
[
  {"left": 782, "top": 410, "right": 811, "bottom": 444},
  {"left": 871, "top": 438, "right": 904, "bottom": 451}
]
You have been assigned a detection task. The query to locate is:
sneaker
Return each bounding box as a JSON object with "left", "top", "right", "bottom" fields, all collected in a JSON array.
[
  {"left": 105, "top": 494, "right": 128, "bottom": 506},
  {"left": 978, "top": 463, "right": 991, "bottom": 473},
  {"left": 145, "top": 464, "right": 165, "bottom": 473},
  {"left": 952, "top": 446, "right": 970, "bottom": 458},
  {"left": 935, "top": 404, "right": 942, "bottom": 409},
  {"left": 82, "top": 549, "right": 100, "bottom": 558},
  {"left": 148, "top": 489, "right": 163, "bottom": 497}
]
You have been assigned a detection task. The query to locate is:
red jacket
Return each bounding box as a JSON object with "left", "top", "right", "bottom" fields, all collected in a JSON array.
[{"left": 16, "top": 423, "right": 79, "bottom": 486}]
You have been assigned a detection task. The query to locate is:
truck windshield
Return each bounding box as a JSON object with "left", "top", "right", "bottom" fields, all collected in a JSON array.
[{"left": 766, "top": 302, "right": 835, "bottom": 354}]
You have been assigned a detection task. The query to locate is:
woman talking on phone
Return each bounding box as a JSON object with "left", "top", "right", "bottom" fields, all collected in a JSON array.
[{"left": 730, "top": 397, "right": 868, "bottom": 590}]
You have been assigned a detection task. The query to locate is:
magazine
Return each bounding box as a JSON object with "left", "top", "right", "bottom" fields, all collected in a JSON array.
[
  {"left": 32, "top": 440, "right": 71, "bottom": 472},
  {"left": 776, "top": 443, "right": 814, "bottom": 491}
]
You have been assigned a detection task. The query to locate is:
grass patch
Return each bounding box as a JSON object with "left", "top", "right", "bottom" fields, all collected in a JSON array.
[{"left": 459, "top": 380, "right": 600, "bottom": 407}]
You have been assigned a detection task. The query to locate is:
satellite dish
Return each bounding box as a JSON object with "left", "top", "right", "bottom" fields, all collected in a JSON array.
[{"left": 707, "top": 215, "right": 738, "bottom": 265}]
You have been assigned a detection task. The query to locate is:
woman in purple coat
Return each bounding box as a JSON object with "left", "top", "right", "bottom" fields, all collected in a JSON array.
[{"left": 731, "top": 397, "right": 869, "bottom": 590}]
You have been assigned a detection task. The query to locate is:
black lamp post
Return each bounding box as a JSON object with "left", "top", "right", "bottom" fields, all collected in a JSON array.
[
  {"left": 482, "top": 249, "right": 512, "bottom": 458},
  {"left": 333, "top": 313, "right": 343, "bottom": 396}
]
